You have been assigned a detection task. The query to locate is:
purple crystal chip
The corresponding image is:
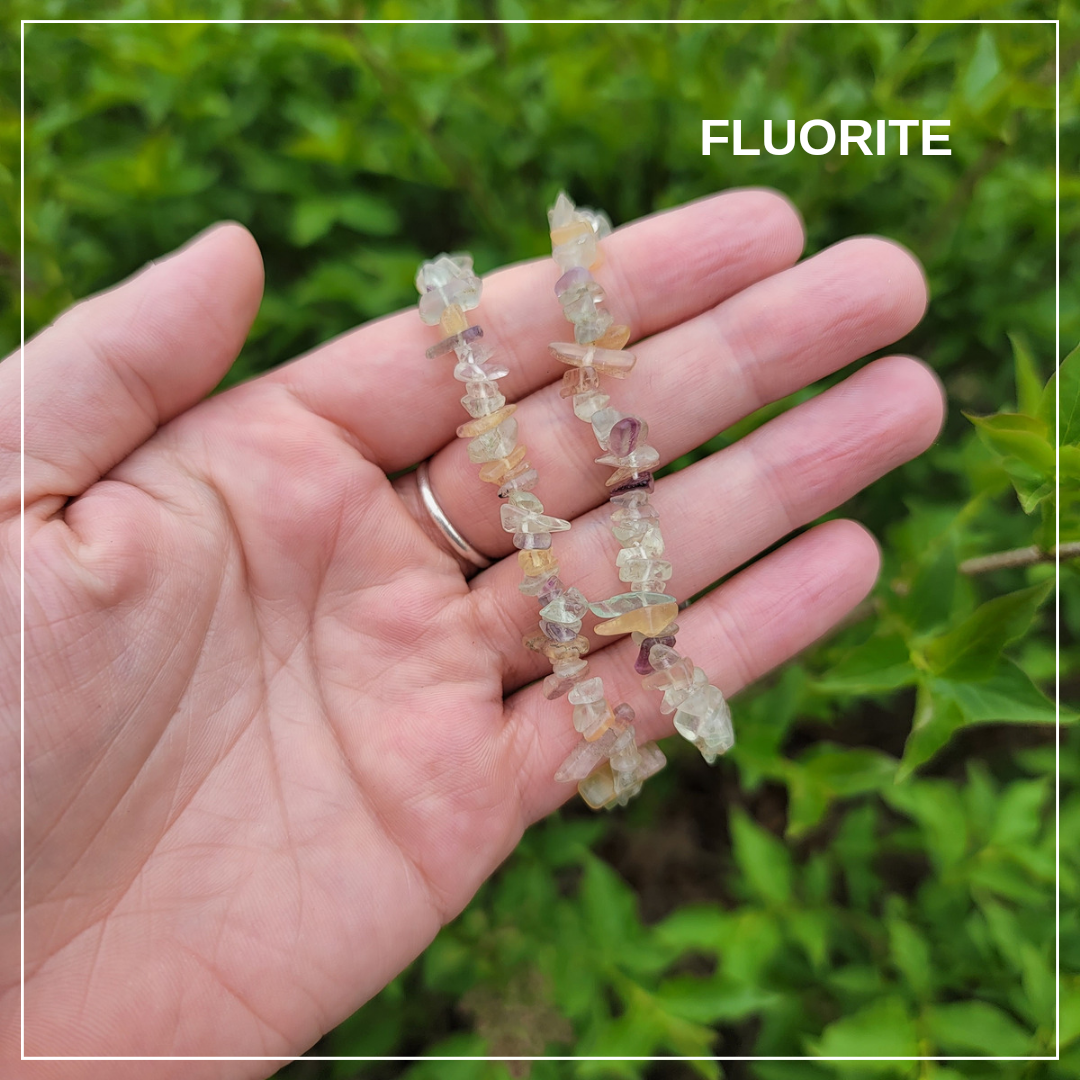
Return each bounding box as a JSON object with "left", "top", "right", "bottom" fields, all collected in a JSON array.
[
  {"left": 537, "top": 576, "right": 565, "bottom": 606},
  {"left": 541, "top": 619, "right": 578, "bottom": 642},
  {"left": 609, "top": 472, "right": 655, "bottom": 499},
  {"left": 425, "top": 324, "right": 483, "bottom": 359},
  {"left": 608, "top": 416, "right": 642, "bottom": 458},
  {"left": 633, "top": 633, "right": 677, "bottom": 674},
  {"left": 514, "top": 531, "right": 552, "bottom": 550},
  {"left": 633, "top": 642, "right": 654, "bottom": 674},
  {"left": 554, "top": 266, "right": 592, "bottom": 298}
]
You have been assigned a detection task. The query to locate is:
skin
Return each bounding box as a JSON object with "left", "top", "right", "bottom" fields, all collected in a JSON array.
[{"left": 0, "top": 190, "right": 944, "bottom": 1077}]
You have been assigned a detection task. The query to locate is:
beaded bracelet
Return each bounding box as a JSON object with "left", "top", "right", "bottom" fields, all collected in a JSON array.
[
  {"left": 545, "top": 192, "right": 735, "bottom": 765},
  {"left": 415, "top": 254, "right": 665, "bottom": 810}
]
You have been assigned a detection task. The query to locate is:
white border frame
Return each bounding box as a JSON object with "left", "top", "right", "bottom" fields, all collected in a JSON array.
[{"left": 19, "top": 12, "right": 1062, "bottom": 1067}]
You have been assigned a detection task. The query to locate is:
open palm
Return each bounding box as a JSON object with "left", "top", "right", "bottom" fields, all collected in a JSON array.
[{"left": 1, "top": 192, "right": 942, "bottom": 1075}]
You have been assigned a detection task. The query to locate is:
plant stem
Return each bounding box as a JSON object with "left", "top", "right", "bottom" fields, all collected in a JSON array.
[{"left": 960, "top": 542, "right": 1080, "bottom": 575}]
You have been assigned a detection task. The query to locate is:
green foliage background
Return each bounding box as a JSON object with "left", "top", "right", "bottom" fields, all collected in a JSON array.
[{"left": 6, "top": 2, "right": 1078, "bottom": 1075}]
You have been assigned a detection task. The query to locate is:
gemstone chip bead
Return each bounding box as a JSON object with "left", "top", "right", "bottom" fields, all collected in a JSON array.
[
  {"left": 456, "top": 403, "right": 516, "bottom": 438},
  {"left": 576, "top": 742, "right": 665, "bottom": 809},
  {"left": 549, "top": 342, "right": 636, "bottom": 378},
  {"left": 500, "top": 503, "right": 572, "bottom": 535},
  {"left": 426, "top": 325, "right": 483, "bottom": 360},
  {"left": 673, "top": 682, "right": 734, "bottom": 763}
]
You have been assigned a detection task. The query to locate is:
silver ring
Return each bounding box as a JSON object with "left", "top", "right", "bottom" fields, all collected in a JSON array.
[{"left": 415, "top": 460, "right": 493, "bottom": 570}]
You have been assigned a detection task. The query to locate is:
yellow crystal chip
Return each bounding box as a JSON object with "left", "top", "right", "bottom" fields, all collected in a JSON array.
[
  {"left": 456, "top": 403, "right": 516, "bottom": 438},
  {"left": 593, "top": 323, "right": 631, "bottom": 350},
  {"left": 593, "top": 602, "right": 679, "bottom": 637},
  {"left": 439, "top": 304, "right": 469, "bottom": 335},
  {"left": 549, "top": 221, "right": 592, "bottom": 246},
  {"left": 518, "top": 548, "right": 559, "bottom": 577},
  {"left": 578, "top": 763, "right": 616, "bottom": 809},
  {"left": 478, "top": 445, "right": 528, "bottom": 483}
]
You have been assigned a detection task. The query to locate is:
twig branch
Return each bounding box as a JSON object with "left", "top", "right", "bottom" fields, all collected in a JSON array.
[{"left": 960, "top": 542, "right": 1080, "bottom": 575}]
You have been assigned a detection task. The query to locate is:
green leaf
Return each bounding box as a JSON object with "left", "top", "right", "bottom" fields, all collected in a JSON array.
[
  {"left": 989, "top": 778, "right": 1049, "bottom": 847},
  {"left": 1063, "top": 445, "right": 1080, "bottom": 480},
  {"left": 963, "top": 28, "right": 1002, "bottom": 110},
  {"left": 883, "top": 779, "right": 968, "bottom": 868},
  {"left": 731, "top": 664, "right": 808, "bottom": 782},
  {"left": 1019, "top": 942, "right": 1055, "bottom": 1031},
  {"left": 1014, "top": 473, "right": 1055, "bottom": 514},
  {"left": 1010, "top": 332, "right": 1043, "bottom": 416},
  {"left": 580, "top": 982, "right": 718, "bottom": 1076},
  {"left": 335, "top": 191, "right": 400, "bottom": 235},
  {"left": 963, "top": 761, "right": 998, "bottom": 832},
  {"left": 901, "top": 543, "right": 958, "bottom": 634},
  {"left": 815, "top": 633, "right": 917, "bottom": 695},
  {"left": 654, "top": 905, "right": 729, "bottom": 954},
  {"left": 933, "top": 658, "right": 1066, "bottom": 725},
  {"left": 1062, "top": 977, "right": 1080, "bottom": 1049},
  {"left": 290, "top": 192, "right": 400, "bottom": 246},
  {"left": 579, "top": 855, "right": 643, "bottom": 959},
  {"left": 798, "top": 746, "right": 898, "bottom": 797},
  {"left": 1042, "top": 340, "right": 1080, "bottom": 445},
  {"left": 291, "top": 198, "right": 339, "bottom": 246},
  {"left": 898, "top": 680, "right": 966, "bottom": 780},
  {"left": 965, "top": 411, "right": 1055, "bottom": 477},
  {"left": 656, "top": 973, "right": 780, "bottom": 1023},
  {"left": 787, "top": 908, "right": 830, "bottom": 970},
  {"left": 885, "top": 916, "right": 932, "bottom": 1000},
  {"left": 901, "top": 659, "right": 1065, "bottom": 777},
  {"left": 730, "top": 810, "right": 793, "bottom": 905},
  {"left": 533, "top": 815, "right": 605, "bottom": 868},
  {"left": 720, "top": 910, "right": 783, "bottom": 985},
  {"left": 786, "top": 746, "right": 897, "bottom": 836},
  {"left": 812, "top": 996, "right": 919, "bottom": 1059},
  {"left": 977, "top": 896, "right": 1025, "bottom": 966},
  {"left": 968, "top": 852, "right": 1054, "bottom": 905},
  {"left": 403, "top": 1032, "right": 488, "bottom": 1078},
  {"left": 924, "top": 1000, "right": 1033, "bottom": 1056},
  {"left": 924, "top": 581, "right": 1052, "bottom": 680}
]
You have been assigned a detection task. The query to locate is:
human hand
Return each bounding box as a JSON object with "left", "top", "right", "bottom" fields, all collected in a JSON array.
[{"left": 1, "top": 191, "right": 942, "bottom": 1076}]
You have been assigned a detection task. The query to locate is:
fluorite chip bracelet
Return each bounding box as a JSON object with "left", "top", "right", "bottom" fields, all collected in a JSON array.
[
  {"left": 415, "top": 253, "right": 666, "bottom": 810},
  {"left": 545, "top": 192, "right": 735, "bottom": 764}
]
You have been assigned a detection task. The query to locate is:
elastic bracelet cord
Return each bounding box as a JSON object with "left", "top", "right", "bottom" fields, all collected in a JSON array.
[
  {"left": 415, "top": 254, "right": 664, "bottom": 811},
  {"left": 545, "top": 192, "right": 735, "bottom": 767}
]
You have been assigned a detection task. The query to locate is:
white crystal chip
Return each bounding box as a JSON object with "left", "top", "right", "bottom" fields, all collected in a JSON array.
[
  {"left": 588, "top": 591, "right": 676, "bottom": 618},
  {"left": 416, "top": 252, "right": 479, "bottom": 293},
  {"left": 673, "top": 680, "right": 735, "bottom": 763},
  {"left": 468, "top": 418, "right": 518, "bottom": 463},
  {"left": 567, "top": 677, "right": 604, "bottom": 705},
  {"left": 576, "top": 742, "right": 665, "bottom": 809},
  {"left": 500, "top": 503, "right": 571, "bottom": 535},
  {"left": 539, "top": 586, "right": 589, "bottom": 624},
  {"left": 548, "top": 191, "right": 613, "bottom": 238},
  {"left": 555, "top": 728, "right": 619, "bottom": 783}
]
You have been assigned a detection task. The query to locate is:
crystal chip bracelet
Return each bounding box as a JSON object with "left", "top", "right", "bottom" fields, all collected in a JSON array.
[
  {"left": 546, "top": 192, "right": 735, "bottom": 764},
  {"left": 415, "top": 253, "right": 666, "bottom": 810}
]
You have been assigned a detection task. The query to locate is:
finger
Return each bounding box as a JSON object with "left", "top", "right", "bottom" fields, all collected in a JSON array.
[
  {"left": 504, "top": 518, "right": 881, "bottom": 822},
  {"left": 2, "top": 223, "right": 264, "bottom": 516},
  {"left": 271, "top": 189, "right": 805, "bottom": 469},
  {"left": 421, "top": 235, "right": 928, "bottom": 567},
  {"left": 473, "top": 354, "right": 944, "bottom": 690}
]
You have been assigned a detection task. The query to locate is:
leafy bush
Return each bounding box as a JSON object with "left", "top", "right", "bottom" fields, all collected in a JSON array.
[{"left": 8, "top": 4, "right": 1076, "bottom": 1074}]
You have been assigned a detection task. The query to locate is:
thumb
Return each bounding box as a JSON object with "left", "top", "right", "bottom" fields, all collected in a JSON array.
[{"left": 1, "top": 222, "right": 264, "bottom": 516}]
